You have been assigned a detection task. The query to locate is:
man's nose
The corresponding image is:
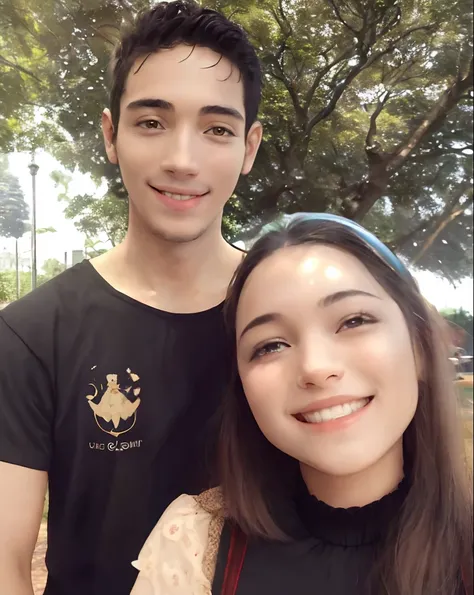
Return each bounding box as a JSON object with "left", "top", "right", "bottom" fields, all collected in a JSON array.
[{"left": 160, "top": 129, "right": 200, "bottom": 178}]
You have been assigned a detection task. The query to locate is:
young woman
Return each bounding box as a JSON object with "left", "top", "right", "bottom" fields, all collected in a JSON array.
[{"left": 131, "top": 215, "right": 473, "bottom": 595}]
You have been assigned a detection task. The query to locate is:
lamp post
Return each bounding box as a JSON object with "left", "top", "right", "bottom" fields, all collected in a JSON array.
[{"left": 28, "top": 153, "right": 39, "bottom": 291}]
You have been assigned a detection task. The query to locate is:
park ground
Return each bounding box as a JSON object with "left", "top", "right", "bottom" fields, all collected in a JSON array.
[{"left": 32, "top": 376, "right": 474, "bottom": 594}]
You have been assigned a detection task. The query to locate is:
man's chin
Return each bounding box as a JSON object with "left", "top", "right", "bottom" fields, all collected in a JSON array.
[{"left": 148, "top": 223, "right": 210, "bottom": 245}]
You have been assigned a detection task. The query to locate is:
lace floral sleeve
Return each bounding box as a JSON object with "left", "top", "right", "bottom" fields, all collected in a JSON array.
[{"left": 130, "top": 492, "right": 222, "bottom": 595}]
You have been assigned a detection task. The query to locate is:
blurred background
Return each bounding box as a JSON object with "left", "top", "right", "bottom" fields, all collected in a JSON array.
[{"left": 0, "top": 2, "right": 472, "bottom": 591}]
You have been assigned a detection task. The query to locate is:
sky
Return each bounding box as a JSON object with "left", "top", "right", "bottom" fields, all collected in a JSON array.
[{"left": 2, "top": 150, "right": 473, "bottom": 313}]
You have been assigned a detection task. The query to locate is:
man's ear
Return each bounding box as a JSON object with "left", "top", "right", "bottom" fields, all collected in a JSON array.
[
  {"left": 102, "top": 109, "right": 118, "bottom": 165},
  {"left": 241, "top": 121, "right": 263, "bottom": 175}
]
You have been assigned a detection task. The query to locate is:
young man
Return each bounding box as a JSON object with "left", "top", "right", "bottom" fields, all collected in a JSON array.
[{"left": 0, "top": 2, "right": 262, "bottom": 594}]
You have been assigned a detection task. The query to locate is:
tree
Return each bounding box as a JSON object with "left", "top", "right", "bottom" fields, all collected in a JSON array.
[
  {"left": 0, "top": 155, "right": 30, "bottom": 298},
  {"left": 51, "top": 170, "right": 128, "bottom": 247},
  {"left": 0, "top": 155, "right": 29, "bottom": 239},
  {"left": 441, "top": 308, "right": 473, "bottom": 354},
  {"left": 0, "top": 0, "right": 472, "bottom": 279},
  {"left": 42, "top": 258, "right": 65, "bottom": 280},
  {"left": 225, "top": 0, "right": 472, "bottom": 227}
]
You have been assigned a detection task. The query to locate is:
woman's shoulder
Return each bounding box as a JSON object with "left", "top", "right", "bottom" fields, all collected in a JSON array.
[{"left": 131, "top": 489, "right": 226, "bottom": 594}]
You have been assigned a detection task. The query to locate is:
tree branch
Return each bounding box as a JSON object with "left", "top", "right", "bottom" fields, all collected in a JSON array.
[
  {"left": 304, "top": 23, "right": 436, "bottom": 135},
  {"left": 388, "top": 56, "right": 473, "bottom": 171},
  {"left": 0, "top": 55, "right": 43, "bottom": 84},
  {"left": 364, "top": 23, "right": 436, "bottom": 69},
  {"left": 411, "top": 192, "right": 473, "bottom": 265},
  {"left": 393, "top": 178, "right": 473, "bottom": 251},
  {"left": 377, "top": 6, "right": 402, "bottom": 39},
  {"left": 305, "top": 59, "right": 366, "bottom": 132},
  {"left": 303, "top": 46, "right": 355, "bottom": 113},
  {"left": 409, "top": 145, "right": 473, "bottom": 162},
  {"left": 327, "top": 0, "right": 360, "bottom": 35},
  {"left": 365, "top": 91, "right": 391, "bottom": 148}
]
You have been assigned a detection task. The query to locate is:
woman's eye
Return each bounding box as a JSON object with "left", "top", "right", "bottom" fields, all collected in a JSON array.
[
  {"left": 138, "top": 120, "right": 163, "bottom": 129},
  {"left": 339, "top": 314, "right": 375, "bottom": 332},
  {"left": 251, "top": 341, "right": 287, "bottom": 360},
  {"left": 206, "top": 126, "right": 234, "bottom": 137}
]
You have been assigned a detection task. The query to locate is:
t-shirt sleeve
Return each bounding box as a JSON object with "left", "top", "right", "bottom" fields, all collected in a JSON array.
[
  {"left": 0, "top": 317, "right": 53, "bottom": 471},
  {"left": 130, "top": 494, "right": 213, "bottom": 595}
]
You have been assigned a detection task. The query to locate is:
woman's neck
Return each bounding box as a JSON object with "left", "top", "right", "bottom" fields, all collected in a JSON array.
[{"left": 300, "top": 440, "right": 404, "bottom": 508}]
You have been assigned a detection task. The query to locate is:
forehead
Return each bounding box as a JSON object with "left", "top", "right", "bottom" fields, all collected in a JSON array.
[
  {"left": 121, "top": 44, "right": 244, "bottom": 111},
  {"left": 237, "top": 245, "right": 388, "bottom": 318}
]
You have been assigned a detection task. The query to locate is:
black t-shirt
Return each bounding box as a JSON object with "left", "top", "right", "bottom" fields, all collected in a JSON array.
[{"left": 0, "top": 261, "right": 231, "bottom": 595}]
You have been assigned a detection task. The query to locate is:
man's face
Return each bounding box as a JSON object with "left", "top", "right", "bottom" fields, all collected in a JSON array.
[{"left": 102, "top": 45, "right": 262, "bottom": 243}]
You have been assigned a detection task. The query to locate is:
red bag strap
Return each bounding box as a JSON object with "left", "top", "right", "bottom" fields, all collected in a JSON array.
[{"left": 221, "top": 524, "right": 248, "bottom": 595}]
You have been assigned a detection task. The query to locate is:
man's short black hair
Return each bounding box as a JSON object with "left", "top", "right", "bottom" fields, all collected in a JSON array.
[{"left": 109, "top": 0, "right": 262, "bottom": 138}]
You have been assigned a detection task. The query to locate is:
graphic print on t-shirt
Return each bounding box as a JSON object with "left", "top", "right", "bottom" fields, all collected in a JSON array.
[{"left": 86, "top": 367, "right": 141, "bottom": 438}]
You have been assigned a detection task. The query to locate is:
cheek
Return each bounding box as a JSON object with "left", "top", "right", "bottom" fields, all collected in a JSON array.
[
  {"left": 239, "top": 364, "right": 285, "bottom": 425},
  {"left": 358, "top": 328, "right": 417, "bottom": 383},
  {"left": 361, "top": 330, "right": 419, "bottom": 419},
  {"left": 115, "top": 137, "right": 146, "bottom": 174},
  {"left": 208, "top": 145, "right": 245, "bottom": 181}
]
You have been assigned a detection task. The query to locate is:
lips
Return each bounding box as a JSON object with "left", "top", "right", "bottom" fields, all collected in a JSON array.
[
  {"left": 150, "top": 185, "right": 209, "bottom": 200},
  {"left": 299, "top": 398, "right": 372, "bottom": 423},
  {"left": 293, "top": 396, "right": 374, "bottom": 424}
]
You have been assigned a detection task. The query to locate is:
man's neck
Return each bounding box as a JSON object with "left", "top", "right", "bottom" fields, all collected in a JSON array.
[{"left": 91, "top": 224, "right": 243, "bottom": 313}]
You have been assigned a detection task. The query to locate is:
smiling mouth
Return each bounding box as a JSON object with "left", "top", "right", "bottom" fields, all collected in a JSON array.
[
  {"left": 295, "top": 397, "right": 374, "bottom": 424},
  {"left": 151, "top": 187, "right": 209, "bottom": 201}
]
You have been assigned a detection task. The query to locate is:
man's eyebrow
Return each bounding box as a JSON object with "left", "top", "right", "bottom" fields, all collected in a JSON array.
[
  {"left": 126, "top": 98, "right": 173, "bottom": 111},
  {"left": 239, "top": 313, "right": 282, "bottom": 342},
  {"left": 319, "top": 289, "right": 381, "bottom": 307},
  {"left": 125, "top": 99, "right": 244, "bottom": 122},
  {"left": 200, "top": 105, "right": 244, "bottom": 121}
]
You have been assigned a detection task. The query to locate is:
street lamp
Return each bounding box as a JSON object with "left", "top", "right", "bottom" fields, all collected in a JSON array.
[{"left": 28, "top": 153, "right": 39, "bottom": 291}]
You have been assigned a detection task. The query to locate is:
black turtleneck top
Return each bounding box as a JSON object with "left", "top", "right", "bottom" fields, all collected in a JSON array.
[{"left": 211, "top": 475, "right": 463, "bottom": 594}]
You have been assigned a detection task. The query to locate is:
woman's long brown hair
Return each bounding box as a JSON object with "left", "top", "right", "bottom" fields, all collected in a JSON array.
[{"left": 219, "top": 219, "right": 473, "bottom": 595}]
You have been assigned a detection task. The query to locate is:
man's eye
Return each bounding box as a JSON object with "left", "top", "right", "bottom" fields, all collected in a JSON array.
[
  {"left": 251, "top": 341, "right": 287, "bottom": 360},
  {"left": 138, "top": 120, "right": 163, "bottom": 129},
  {"left": 206, "top": 126, "right": 234, "bottom": 137}
]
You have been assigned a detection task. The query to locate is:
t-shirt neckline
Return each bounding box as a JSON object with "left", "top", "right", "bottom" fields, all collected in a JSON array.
[{"left": 79, "top": 259, "right": 225, "bottom": 319}]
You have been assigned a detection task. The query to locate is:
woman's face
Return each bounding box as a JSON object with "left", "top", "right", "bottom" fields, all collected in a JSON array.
[{"left": 235, "top": 244, "right": 419, "bottom": 477}]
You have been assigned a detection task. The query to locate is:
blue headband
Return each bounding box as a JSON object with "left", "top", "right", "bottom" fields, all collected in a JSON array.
[{"left": 288, "top": 212, "right": 412, "bottom": 282}]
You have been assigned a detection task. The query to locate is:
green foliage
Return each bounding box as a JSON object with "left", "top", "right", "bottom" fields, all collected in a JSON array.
[
  {"left": 51, "top": 169, "right": 128, "bottom": 246},
  {"left": 0, "top": 263, "right": 63, "bottom": 303},
  {"left": 441, "top": 308, "right": 474, "bottom": 337},
  {"left": 42, "top": 258, "right": 65, "bottom": 279},
  {"left": 0, "top": 0, "right": 472, "bottom": 279},
  {"left": 0, "top": 154, "right": 29, "bottom": 239},
  {"left": 441, "top": 307, "right": 474, "bottom": 354},
  {"left": 0, "top": 270, "right": 32, "bottom": 302}
]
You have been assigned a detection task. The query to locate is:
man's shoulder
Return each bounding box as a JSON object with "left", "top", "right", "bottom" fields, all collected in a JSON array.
[{"left": 0, "top": 261, "right": 96, "bottom": 333}]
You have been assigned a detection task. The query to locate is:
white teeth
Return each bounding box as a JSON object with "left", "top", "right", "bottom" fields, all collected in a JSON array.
[
  {"left": 161, "top": 191, "right": 197, "bottom": 201},
  {"left": 301, "top": 398, "right": 370, "bottom": 424},
  {"left": 342, "top": 403, "right": 352, "bottom": 415}
]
